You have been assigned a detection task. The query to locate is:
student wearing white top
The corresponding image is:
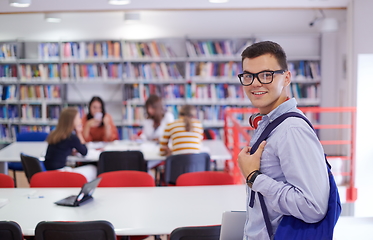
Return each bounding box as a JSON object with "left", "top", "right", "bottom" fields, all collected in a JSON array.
[{"left": 140, "top": 94, "right": 174, "bottom": 141}]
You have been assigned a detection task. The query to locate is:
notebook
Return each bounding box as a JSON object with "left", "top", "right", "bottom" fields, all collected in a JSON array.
[
  {"left": 219, "top": 211, "right": 246, "bottom": 240},
  {"left": 54, "top": 177, "right": 102, "bottom": 207}
]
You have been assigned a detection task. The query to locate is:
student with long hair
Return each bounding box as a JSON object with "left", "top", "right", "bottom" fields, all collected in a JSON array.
[
  {"left": 82, "top": 96, "right": 119, "bottom": 142},
  {"left": 140, "top": 94, "right": 174, "bottom": 141},
  {"left": 44, "top": 107, "right": 97, "bottom": 181},
  {"left": 159, "top": 105, "right": 203, "bottom": 156}
]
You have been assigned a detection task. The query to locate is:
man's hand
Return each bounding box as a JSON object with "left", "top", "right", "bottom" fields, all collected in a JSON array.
[{"left": 237, "top": 141, "right": 266, "bottom": 178}]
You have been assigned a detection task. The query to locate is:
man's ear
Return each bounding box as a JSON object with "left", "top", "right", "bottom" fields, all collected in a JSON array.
[{"left": 283, "top": 70, "right": 291, "bottom": 87}]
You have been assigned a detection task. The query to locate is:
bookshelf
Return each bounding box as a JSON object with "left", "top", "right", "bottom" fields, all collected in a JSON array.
[{"left": 0, "top": 35, "right": 322, "bottom": 142}]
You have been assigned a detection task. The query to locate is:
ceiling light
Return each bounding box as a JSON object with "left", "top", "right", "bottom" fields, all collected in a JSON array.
[
  {"left": 124, "top": 12, "right": 140, "bottom": 24},
  {"left": 209, "top": 0, "right": 229, "bottom": 3},
  {"left": 45, "top": 13, "right": 62, "bottom": 23},
  {"left": 9, "top": 0, "right": 31, "bottom": 7},
  {"left": 108, "top": 0, "right": 130, "bottom": 5}
]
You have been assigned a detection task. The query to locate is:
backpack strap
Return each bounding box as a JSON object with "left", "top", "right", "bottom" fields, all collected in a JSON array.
[{"left": 249, "top": 112, "right": 319, "bottom": 240}]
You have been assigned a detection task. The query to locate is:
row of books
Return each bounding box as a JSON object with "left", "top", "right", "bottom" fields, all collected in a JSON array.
[
  {"left": 186, "top": 40, "right": 235, "bottom": 57},
  {"left": 289, "top": 83, "right": 320, "bottom": 100},
  {"left": 38, "top": 43, "right": 59, "bottom": 60},
  {"left": 19, "top": 104, "right": 60, "bottom": 120},
  {"left": 21, "top": 104, "right": 43, "bottom": 120},
  {"left": 0, "top": 125, "right": 54, "bottom": 142},
  {"left": 0, "top": 65, "right": 17, "bottom": 78},
  {"left": 61, "top": 41, "right": 122, "bottom": 60},
  {"left": 47, "top": 105, "right": 61, "bottom": 120},
  {"left": 186, "top": 61, "right": 242, "bottom": 80},
  {"left": 0, "top": 85, "right": 17, "bottom": 101},
  {"left": 0, "top": 44, "right": 17, "bottom": 60},
  {"left": 123, "top": 84, "right": 186, "bottom": 102},
  {"left": 0, "top": 105, "right": 19, "bottom": 119},
  {"left": 19, "top": 64, "right": 60, "bottom": 80},
  {"left": 288, "top": 61, "right": 321, "bottom": 81},
  {"left": 185, "top": 83, "right": 246, "bottom": 102},
  {"left": 123, "top": 41, "right": 177, "bottom": 59},
  {"left": 19, "top": 85, "right": 61, "bottom": 100},
  {"left": 61, "top": 63, "right": 123, "bottom": 80},
  {"left": 125, "top": 62, "right": 183, "bottom": 81}
]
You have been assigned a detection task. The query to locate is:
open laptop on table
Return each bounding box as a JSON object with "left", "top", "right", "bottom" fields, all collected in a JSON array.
[
  {"left": 54, "top": 177, "right": 101, "bottom": 207},
  {"left": 219, "top": 211, "right": 246, "bottom": 240}
]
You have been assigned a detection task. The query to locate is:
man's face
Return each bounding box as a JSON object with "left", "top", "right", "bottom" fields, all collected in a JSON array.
[{"left": 242, "top": 53, "right": 290, "bottom": 114}]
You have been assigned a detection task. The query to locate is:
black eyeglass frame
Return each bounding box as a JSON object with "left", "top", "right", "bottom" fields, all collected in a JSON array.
[{"left": 237, "top": 70, "right": 286, "bottom": 86}]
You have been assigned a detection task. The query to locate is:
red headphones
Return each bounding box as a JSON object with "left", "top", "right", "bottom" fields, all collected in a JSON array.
[
  {"left": 249, "top": 113, "right": 265, "bottom": 129},
  {"left": 249, "top": 97, "right": 291, "bottom": 129}
]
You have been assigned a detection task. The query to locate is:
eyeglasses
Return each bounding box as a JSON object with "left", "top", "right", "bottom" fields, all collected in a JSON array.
[{"left": 237, "top": 70, "right": 286, "bottom": 86}]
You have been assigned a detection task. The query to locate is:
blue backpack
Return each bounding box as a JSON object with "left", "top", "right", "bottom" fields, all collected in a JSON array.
[{"left": 249, "top": 112, "right": 341, "bottom": 240}]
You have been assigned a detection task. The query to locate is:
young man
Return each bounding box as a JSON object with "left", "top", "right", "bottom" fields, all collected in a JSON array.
[{"left": 237, "top": 41, "right": 329, "bottom": 239}]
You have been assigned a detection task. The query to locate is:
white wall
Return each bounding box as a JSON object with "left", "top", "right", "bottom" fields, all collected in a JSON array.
[{"left": 351, "top": 0, "right": 373, "bottom": 217}]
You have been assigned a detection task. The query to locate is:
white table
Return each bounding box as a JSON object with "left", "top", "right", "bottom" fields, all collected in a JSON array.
[
  {"left": 0, "top": 140, "right": 232, "bottom": 173},
  {"left": 0, "top": 185, "right": 246, "bottom": 236}
]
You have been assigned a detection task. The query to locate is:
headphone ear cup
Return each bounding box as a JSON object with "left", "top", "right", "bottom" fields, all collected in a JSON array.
[{"left": 249, "top": 113, "right": 264, "bottom": 129}]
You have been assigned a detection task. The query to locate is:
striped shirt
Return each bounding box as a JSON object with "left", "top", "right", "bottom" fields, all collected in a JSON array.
[{"left": 159, "top": 118, "right": 203, "bottom": 155}]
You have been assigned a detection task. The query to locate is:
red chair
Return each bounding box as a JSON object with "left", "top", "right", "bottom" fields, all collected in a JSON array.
[
  {"left": 0, "top": 173, "right": 15, "bottom": 188},
  {"left": 98, "top": 170, "right": 155, "bottom": 240},
  {"left": 30, "top": 171, "right": 87, "bottom": 188},
  {"left": 98, "top": 170, "right": 155, "bottom": 187},
  {"left": 176, "top": 171, "right": 235, "bottom": 186}
]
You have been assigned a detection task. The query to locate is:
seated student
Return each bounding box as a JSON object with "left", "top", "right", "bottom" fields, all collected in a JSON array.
[
  {"left": 159, "top": 105, "right": 204, "bottom": 156},
  {"left": 44, "top": 107, "right": 97, "bottom": 182},
  {"left": 140, "top": 94, "right": 174, "bottom": 142},
  {"left": 82, "top": 96, "right": 119, "bottom": 142}
]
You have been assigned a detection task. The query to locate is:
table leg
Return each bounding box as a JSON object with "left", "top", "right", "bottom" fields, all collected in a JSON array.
[{"left": 0, "top": 162, "right": 8, "bottom": 174}]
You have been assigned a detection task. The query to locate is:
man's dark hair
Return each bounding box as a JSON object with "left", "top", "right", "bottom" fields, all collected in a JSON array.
[{"left": 241, "top": 41, "right": 288, "bottom": 71}]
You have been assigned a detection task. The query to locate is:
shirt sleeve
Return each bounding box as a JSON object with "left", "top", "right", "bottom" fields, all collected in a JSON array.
[
  {"left": 103, "top": 113, "right": 119, "bottom": 142},
  {"left": 253, "top": 119, "right": 329, "bottom": 223},
  {"left": 70, "top": 134, "right": 88, "bottom": 156}
]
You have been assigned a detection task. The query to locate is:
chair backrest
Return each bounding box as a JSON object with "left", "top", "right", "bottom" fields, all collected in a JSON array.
[
  {"left": 176, "top": 171, "right": 235, "bottom": 186},
  {"left": 30, "top": 171, "right": 87, "bottom": 188},
  {"left": 20, "top": 153, "right": 44, "bottom": 183},
  {"left": 16, "top": 132, "right": 48, "bottom": 142},
  {"left": 34, "top": 220, "right": 116, "bottom": 240},
  {"left": 164, "top": 153, "right": 211, "bottom": 186},
  {"left": 169, "top": 225, "right": 221, "bottom": 240},
  {"left": 203, "top": 129, "right": 216, "bottom": 140},
  {"left": 0, "top": 174, "right": 15, "bottom": 188},
  {"left": 98, "top": 170, "right": 155, "bottom": 187},
  {"left": 97, "top": 151, "right": 147, "bottom": 175},
  {"left": 0, "top": 221, "right": 23, "bottom": 240}
]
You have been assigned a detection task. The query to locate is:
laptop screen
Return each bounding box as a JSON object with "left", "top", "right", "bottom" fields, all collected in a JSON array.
[
  {"left": 219, "top": 211, "right": 246, "bottom": 240},
  {"left": 76, "top": 177, "right": 102, "bottom": 203}
]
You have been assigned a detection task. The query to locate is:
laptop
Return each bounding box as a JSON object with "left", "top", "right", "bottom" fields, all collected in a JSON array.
[
  {"left": 219, "top": 211, "right": 246, "bottom": 240},
  {"left": 54, "top": 177, "right": 102, "bottom": 207}
]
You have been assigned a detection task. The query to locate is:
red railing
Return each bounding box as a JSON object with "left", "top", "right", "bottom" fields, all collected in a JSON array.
[{"left": 224, "top": 107, "right": 357, "bottom": 203}]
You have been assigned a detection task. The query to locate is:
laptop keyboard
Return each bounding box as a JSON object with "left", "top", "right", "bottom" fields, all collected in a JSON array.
[{"left": 56, "top": 195, "right": 77, "bottom": 205}]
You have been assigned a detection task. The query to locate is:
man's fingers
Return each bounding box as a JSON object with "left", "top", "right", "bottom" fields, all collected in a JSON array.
[{"left": 254, "top": 141, "right": 266, "bottom": 155}]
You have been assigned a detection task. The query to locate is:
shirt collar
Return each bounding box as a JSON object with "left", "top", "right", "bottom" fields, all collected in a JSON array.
[{"left": 261, "top": 98, "right": 298, "bottom": 123}]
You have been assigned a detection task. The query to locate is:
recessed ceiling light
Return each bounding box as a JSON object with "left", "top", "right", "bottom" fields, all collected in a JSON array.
[
  {"left": 45, "top": 13, "right": 62, "bottom": 23},
  {"left": 209, "top": 0, "right": 229, "bottom": 3},
  {"left": 9, "top": 0, "right": 31, "bottom": 7},
  {"left": 108, "top": 0, "right": 130, "bottom": 5}
]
